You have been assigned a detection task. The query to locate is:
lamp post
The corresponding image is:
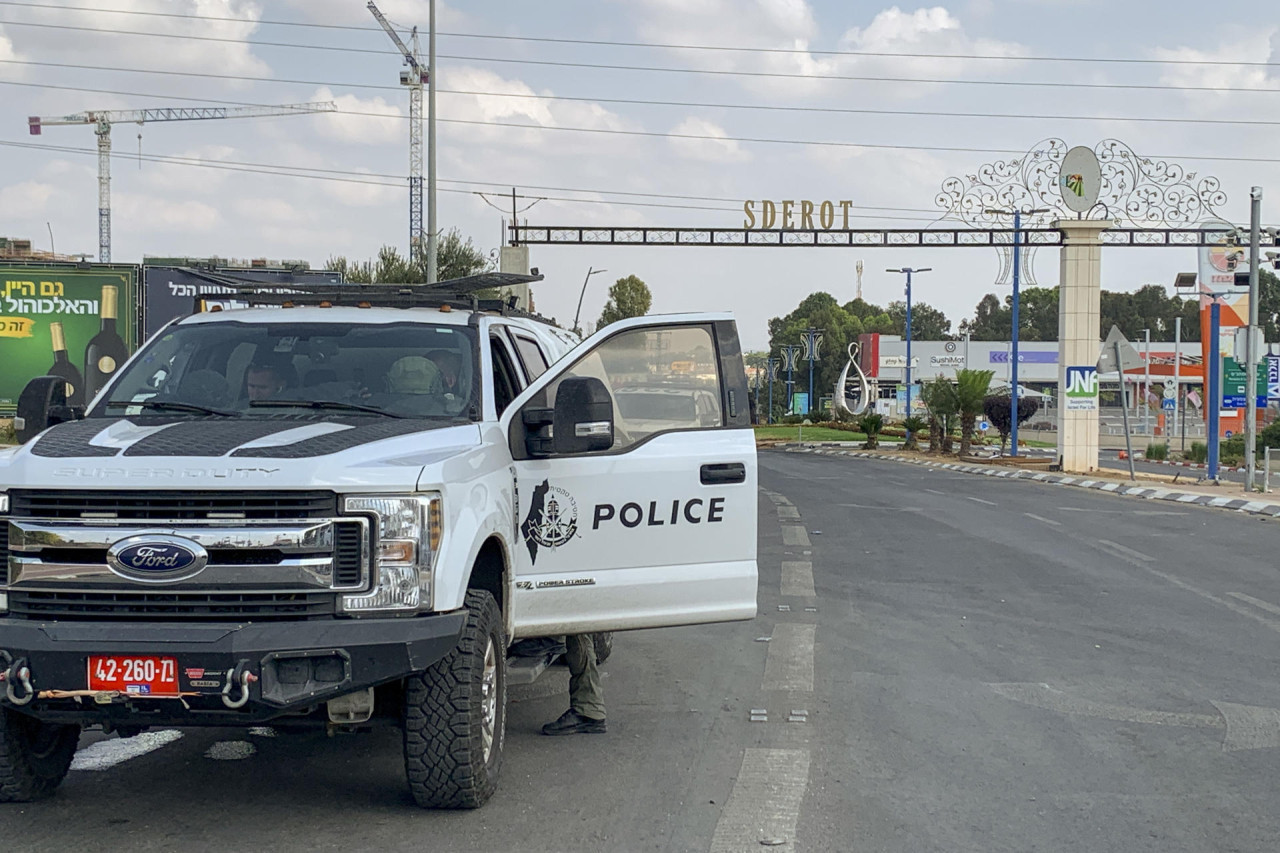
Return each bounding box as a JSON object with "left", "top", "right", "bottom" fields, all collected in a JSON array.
[
  {"left": 985, "top": 207, "right": 1048, "bottom": 457},
  {"left": 1142, "top": 328, "right": 1151, "bottom": 437},
  {"left": 886, "top": 267, "right": 930, "bottom": 431},
  {"left": 1246, "top": 186, "right": 1262, "bottom": 492},
  {"left": 781, "top": 345, "right": 802, "bottom": 415},
  {"left": 572, "top": 267, "right": 607, "bottom": 336},
  {"left": 802, "top": 327, "right": 824, "bottom": 418},
  {"left": 767, "top": 357, "right": 780, "bottom": 424}
]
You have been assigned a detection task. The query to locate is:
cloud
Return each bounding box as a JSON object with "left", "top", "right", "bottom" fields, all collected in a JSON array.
[
  {"left": 277, "top": 0, "right": 469, "bottom": 28},
  {"left": 113, "top": 193, "right": 222, "bottom": 233},
  {"left": 668, "top": 117, "right": 751, "bottom": 162},
  {"left": 4, "top": 1, "right": 270, "bottom": 78},
  {"left": 0, "top": 180, "right": 57, "bottom": 213},
  {"left": 1150, "top": 25, "right": 1278, "bottom": 109},
  {"left": 309, "top": 86, "right": 404, "bottom": 145}
]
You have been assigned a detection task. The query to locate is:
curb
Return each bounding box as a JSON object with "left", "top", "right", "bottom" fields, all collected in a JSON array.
[
  {"left": 777, "top": 446, "right": 1280, "bottom": 519},
  {"left": 1117, "top": 456, "right": 1246, "bottom": 474}
]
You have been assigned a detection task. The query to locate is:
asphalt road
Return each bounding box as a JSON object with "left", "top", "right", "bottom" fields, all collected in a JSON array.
[
  {"left": 7, "top": 453, "right": 1280, "bottom": 852},
  {"left": 1097, "top": 449, "right": 1250, "bottom": 485}
]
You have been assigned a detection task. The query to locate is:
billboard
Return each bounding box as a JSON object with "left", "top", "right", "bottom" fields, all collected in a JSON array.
[
  {"left": 0, "top": 263, "right": 139, "bottom": 413},
  {"left": 141, "top": 266, "right": 341, "bottom": 339}
]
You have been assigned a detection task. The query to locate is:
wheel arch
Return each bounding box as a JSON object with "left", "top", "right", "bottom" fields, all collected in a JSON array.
[{"left": 466, "top": 535, "right": 512, "bottom": 641}]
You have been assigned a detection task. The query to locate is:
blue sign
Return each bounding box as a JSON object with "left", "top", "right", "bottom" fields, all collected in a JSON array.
[
  {"left": 1221, "top": 395, "right": 1266, "bottom": 409},
  {"left": 1269, "top": 355, "right": 1280, "bottom": 401},
  {"left": 990, "top": 351, "right": 1058, "bottom": 364},
  {"left": 978, "top": 420, "right": 990, "bottom": 431},
  {"left": 1162, "top": 398, "right": 1176, "bottom": 410}
]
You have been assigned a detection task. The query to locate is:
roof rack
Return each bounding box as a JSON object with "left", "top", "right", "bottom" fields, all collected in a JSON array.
[{"left": 193, "top": 273, "right": 552, "bottom": 320}]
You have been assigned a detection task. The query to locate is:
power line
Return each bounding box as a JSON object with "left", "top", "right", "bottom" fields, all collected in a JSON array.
[
  {"left": 7, "top": 58, "right": 1280, "bottom": 129},
  {"left": 0, "top": 1, "right": 1276, "bottom": 68},
  {"left": 3, "top": 18, "right": 1280, "bottom": 96},
  {"left": 7, "top": 78, "right": 1280, "bottom": 166},
  {"left": 0, "top": 138, "right": 949, "bottom": 221}
]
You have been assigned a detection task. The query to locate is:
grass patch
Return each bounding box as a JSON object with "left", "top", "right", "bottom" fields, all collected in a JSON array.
[{"left": 755, "top": 425, "right": 870, "bottom": 442}]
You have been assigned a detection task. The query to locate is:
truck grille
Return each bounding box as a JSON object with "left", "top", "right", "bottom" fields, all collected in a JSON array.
[
  {"left": 333, "top": 521, "right": 364, "bottom": 587},
  {"left": 0, "top": 517, "right": 9, "bottom": 587},
  {"left": 7, "top": 590, "right": 336, "bottom": 621},
  {"left": 9, "top": 490, "right": 338, "bottom": 520}
]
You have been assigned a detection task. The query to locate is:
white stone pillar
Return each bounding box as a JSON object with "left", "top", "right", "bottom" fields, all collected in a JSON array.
[
  {"left": 498, "top": 244, "right": 532, "bottom": 311},
  {"left": 1056, "top": 219, "right": 1113, "bottom": 472}
]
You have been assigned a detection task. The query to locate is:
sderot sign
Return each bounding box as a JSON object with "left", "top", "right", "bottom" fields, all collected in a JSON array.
[{"left": 1065, "top": 365, "right": 1099, "bottom": 411}]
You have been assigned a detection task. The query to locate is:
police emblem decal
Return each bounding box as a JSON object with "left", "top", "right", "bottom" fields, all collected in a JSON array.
[{"left": 519, "top": 479, "right": 579, "bottom": 564}]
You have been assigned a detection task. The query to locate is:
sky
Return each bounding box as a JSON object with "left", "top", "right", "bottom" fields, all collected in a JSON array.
[{"left": 0, "top": 0, "right": 1276, "bottom": 350}]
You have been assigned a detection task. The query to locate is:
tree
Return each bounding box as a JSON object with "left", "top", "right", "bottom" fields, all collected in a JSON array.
[
  {"left": 954, "top": 368, "right": 994, "bottom": 457},
  {"left": 901, "top": 415, "right": 927, "bottom": 451},
  {"left": 982, "top": 393, "right": 1040, "bottom": 452},
  {"left": 326, "top": 228, "right": 492, "bottom": 284},
  {"left": 598, "top": 275, "right": 652, "bottom": 327},
  {"left": 887, "top": 300, "right": 952, "bottom": 340},
  {"left": 920, "top": 376, "right": 958, "bottom": 454},
  {"left": 857, "top": 412, "right": 884, "bottom": 450},
  {"left": 769, "top": 292, "right": 865, "bottom": 415},
  {"left": 959, "top": 293, "right": 1010, "bottom": 340}
]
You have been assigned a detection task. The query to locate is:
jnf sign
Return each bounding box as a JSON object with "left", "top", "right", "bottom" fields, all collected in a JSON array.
[{"left": 1064, "top": 365, "right": 1099, "bottom": 411}]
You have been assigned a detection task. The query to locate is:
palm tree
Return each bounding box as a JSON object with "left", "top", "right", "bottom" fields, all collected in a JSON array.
[
  {"left": 901, "top": 416, "right": 927, "bottom": 451},
  {"left": 920, "top": 377, "right": 958, "bottom": 454},
  {"left": 857, "top": 412, "right": 884, "bottom": 450},
  {"left": 955, "top": 369, "right": 995, "bottom": 457}
]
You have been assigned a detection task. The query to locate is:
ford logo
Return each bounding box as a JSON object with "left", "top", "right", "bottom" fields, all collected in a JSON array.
[{"left": 107, "top": 535, "right": 209, "bottom": 584}]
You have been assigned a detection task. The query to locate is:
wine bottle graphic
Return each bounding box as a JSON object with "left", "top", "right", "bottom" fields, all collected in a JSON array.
[
  {"left": 47, "top": 321, "right": 85, "bottom": 407},
  {"left": 83, "top": 284, "right": 129, "bottom": 400}
]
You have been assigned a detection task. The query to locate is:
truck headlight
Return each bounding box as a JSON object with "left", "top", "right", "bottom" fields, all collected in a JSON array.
[{"left": 341, "top": 494, "right": 442, "bottom": 614}]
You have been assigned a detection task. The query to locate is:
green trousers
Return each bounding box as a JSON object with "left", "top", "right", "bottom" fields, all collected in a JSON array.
[{"left": 565, "top": 634, "right": 605, "bottom": 721}]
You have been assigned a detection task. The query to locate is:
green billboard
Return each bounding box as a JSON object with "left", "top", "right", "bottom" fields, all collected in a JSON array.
[{"left": 0, "top": 263, "right": 139, "bottom": 412}]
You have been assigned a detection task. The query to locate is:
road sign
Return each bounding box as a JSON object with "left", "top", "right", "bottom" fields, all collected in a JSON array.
[
  {"left": 1097, "top": 326, "right": 1144, "bottom": 374},
  {"left": 1268, "top": 355, "right": 1280, "bottom": 401},
  {"left": 1162, "top": 398, "right": 1176, "bottom": 410},
  {"left": 979, "top": 420, "right": 990, "bottom": 432},
  {"left": 1226, "top": 430, "right": 1234, "bottom": 439},
  {"left": 1220, "top": 357, "right": 1266, "bottom": 409},
  {"left": 1163, "top": 381, "right": 1177, "bottom": 399}
]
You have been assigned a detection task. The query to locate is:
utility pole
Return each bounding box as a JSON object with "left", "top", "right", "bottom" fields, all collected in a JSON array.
[
  {"left": 1174, "top": 315, "right": 1182, "bottom": 453},
  {"left": 1246, "top": 186, "right": 1262, "bottom": 492},
  {"left": 427, "top": 0, "right": 437, "bottom": 283},
  {"left": 572, "top": 266, "right": 606, "bottom": 336},
  {"left": 1143, "top": 328, "right": 1152, "bottom": 437},
  {"left": 29, "top": 102, "right": 334, "bottom": 263},
  {"left": 1208, "top": 301, "right": 1222, "bottom": 481},
  {"left": 887, "top": 267, "right": 930, "bottom": 431}
]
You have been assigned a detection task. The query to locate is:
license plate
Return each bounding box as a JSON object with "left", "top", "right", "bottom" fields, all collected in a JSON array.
[{"left": 87, "top": 655, "right": 180, "bottom": 696}]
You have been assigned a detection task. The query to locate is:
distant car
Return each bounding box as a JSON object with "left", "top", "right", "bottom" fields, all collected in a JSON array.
[{"left": 614, "top": 385, "right": 722, "bottom": 434}]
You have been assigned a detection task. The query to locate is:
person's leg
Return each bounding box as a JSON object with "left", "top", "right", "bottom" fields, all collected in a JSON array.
[{"left": 564, "top": 633, "right": 605, "bottom": 721}]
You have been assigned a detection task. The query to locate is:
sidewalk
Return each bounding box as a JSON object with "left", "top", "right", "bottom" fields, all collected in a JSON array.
[{"left": 774, "top": 443, "right": 1280, "bottom": 519}]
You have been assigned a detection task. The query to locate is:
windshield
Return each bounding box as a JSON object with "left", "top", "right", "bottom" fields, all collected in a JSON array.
[
  {"left": 616, "top": 391, "right": 698, "bottom": 421},
  {"left": 96, "top": 320, "right": 477, "bottom": 421}
]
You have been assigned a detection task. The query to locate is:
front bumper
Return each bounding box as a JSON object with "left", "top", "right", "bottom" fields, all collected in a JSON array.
[{"left": 0, "top": 613, "right": 466, "bottom": 726}]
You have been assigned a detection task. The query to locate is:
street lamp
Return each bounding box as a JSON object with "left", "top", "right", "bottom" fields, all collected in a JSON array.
[
  {"left": 572, "top": 267, "right": 607, "bottom": 336},
  {"left": 886, "top": 267, "right": 931, "bottom": 432},
  {"left": 985, "top": 206, "right": 1049, "bottom": 457}
]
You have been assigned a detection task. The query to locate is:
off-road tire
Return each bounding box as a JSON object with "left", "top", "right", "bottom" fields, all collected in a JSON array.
[
  {"left": 592, "top": 631, "right": 614, "bottom": 665},
  {"left": 404, "top": 589, "right": 506, "bottom": 809},
  {"left": 0, "top": 707, "right": 80, "bottom": 803}
]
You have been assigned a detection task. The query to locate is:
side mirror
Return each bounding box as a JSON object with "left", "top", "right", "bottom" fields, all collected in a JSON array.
[
  {"left": 553, "top": 376, "right": 614, "bottom": 454},
  {"left": 15, "top": 376, "right": 83, "bottom": 444}
]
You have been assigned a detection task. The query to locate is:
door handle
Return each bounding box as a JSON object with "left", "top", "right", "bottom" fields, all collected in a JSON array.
[{"left": 700, "top": 462, "right": 746, "bottom": 485}]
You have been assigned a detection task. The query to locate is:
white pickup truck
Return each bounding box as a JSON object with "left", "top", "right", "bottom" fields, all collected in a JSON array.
[{"left": 0, "top": 281, "right": 757, "bottom": 808}]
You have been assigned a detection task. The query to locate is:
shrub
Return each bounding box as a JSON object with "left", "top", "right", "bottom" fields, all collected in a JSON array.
[
  {"left": 1145, "top": 442, "right": 1168, "bottom": 461},
  {"left": 1186, "top": 441, "right": 1208, "bottom": 464},
  {"left": 1260, "top": 420, "right": 1280, "bottom": 451},
  {"left": 0, "top": 419, "right": 14, "bottom": 445},
  {"left": 857, "top": 412, "right": 884, "bottom": 450},
  {"left": 902, "top": 416, "right": 928, "bottom": 451}
]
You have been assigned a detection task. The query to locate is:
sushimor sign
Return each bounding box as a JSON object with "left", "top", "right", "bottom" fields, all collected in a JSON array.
[{"left": 743, "top": 200, "right": 855, "bottom": 230}]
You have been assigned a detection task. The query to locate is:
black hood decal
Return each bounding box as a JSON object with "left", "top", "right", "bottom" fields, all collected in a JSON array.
[{"left": 28, "top": 417, "right": 439, "bottom": 459}]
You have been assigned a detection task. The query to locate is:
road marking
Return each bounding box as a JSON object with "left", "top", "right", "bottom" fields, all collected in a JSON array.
[
  {"left": 777, "top": 505, "right": 801, "bottom": 520},
  {"left": 1211, "top": 702, "right": 1280, "bottom": 751},
  {"left": 965, "top": 496, "right": 997, "bottom": 506},
  {"left": 205, "top": 741, "right": 257, "bottom": 761},
  {"left": 781, "top": 525, "right": 810, "bottom": 547},
  {"left": 924, "top": 488, "right": 946, "bottom": 495},
  {"left": 887, "top": 479, "right": 908, "bottom": 487},
  {"left": 762, "top": 623, "right": 816, "bottom": 692},
  {"left": 1227, "top": 592, "right": 1280, "bottom": 617},
  {"left": 69, "top": 730, "right": 183, "bottom": 771},
  {"left": 1133, "top": 510, "right": 1189, "bottom": 516},
  {"left": 781, "top": 561, "right": 816, "bottom": 598},
  {"left": 1097, "top": 539, "right": 1154, "bottom": 563},
  {"left": 1059, "top": 507, "right": 1121, "bottom": 513},
  {"left": 709, "top": 749, "right": 811, "bottom": 853},
  {"left": 836, "top": 503, "right": 922, "bottom": 512},
  {"left": 1024, "top": 512, "right": 1062, "bottom": 527},
  {"left": 990, "top": 683, "right": 1221, "bottom": 729}
]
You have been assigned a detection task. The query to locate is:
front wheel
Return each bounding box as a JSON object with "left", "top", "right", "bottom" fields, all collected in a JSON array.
[
  {"left": 404, "top": 589, "right": 507, "bottom": 809},
  {"left": 0, "top": 707, "right": 80, "bottom": 803}
]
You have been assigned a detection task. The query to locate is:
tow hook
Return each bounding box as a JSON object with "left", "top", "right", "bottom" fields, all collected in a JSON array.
[
  {"left": 221, "top": 661, "right": 258, "bottom": 709},
  {"left": 1, "top": 654, "right": 36, "bottom": 707}
]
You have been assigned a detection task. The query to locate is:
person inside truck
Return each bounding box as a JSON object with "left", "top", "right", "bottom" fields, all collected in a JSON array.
[
  {"left": 245, "top": 362, "right": 294, "bottom": 402},
  {"left": 427, "top": 349, "right": 462, "bottom": 396}
]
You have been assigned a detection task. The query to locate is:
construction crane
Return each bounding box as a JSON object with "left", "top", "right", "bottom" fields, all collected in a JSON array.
[
  {"left": 368, "top": 0, "right": 435, "bottom": 280},
  {"left": 28, "top": 101, "right": 336, "bottom": 263}
]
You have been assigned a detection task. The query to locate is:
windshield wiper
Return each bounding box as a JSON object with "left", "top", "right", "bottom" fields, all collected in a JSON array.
[
  {"left": 249, "top": 399, "right": 406, "bottom": 418},
  {"left": 106, "top": 400, "right": 241, "bottom": 417}
]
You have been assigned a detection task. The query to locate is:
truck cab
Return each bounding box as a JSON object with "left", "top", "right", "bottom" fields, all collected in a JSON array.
[{"left": 0, "top": 283, "right": 757, "bottom": 808}]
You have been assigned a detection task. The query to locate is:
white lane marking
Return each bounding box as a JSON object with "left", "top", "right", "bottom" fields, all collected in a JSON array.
[
  {"left": 1024, "top": 512, "right": 1062, "bottom": 527},
  {"left": 924, "top": 488, "right": 946, "bottom": 495},
  {"left": 709, "top": 749, "right": 811, "bottom": 853},
  {"left": 1059, "top": 507, "right": 1121, "bottom": 513},
  {"left": 762, "top": 623, "right": 816, "bottom": 692},
  {"left": 1227, "top": 592, "right": 1280, "bottom": 617},
  {"left": 1097, "top": 539, "right": 1154, "bottom": 563},
  {"left": 70, "top": 730, "right": 183, "bottom": 772},
  {"left": 777, "top": 505, "right": 801, "bottom": 520},
  {"left": 1211, "top": 701, "right": 1280, "bottom": 751},
  {"left": 965, "top": 496, "right": 997, "bottom": 506},
  {"left": 205, "top": 741, "right": 257, "bottom": 761},
  {"left": 989, "top": 683, "right": 1221, "bottom": 729},
  {"left": 781, "top": 561, "right": 816, "bottom": 598},
  {"left": 781, "top": 525, "right": 811, "bottom": 547},
  {"left": 837, "top": 503, "right": 922, "bottom": 512},
  {"left": 1133, "top": 510, "right": 1189, "bottom": 516}
]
